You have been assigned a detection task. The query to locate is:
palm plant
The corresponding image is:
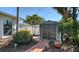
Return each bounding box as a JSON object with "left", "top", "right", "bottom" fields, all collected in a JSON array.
[
  {"left": 26, "top": 14, "right": 45, "bottom": 35},
  {"left": 53, "top": 7, "right": 69, "bottom": 42},
  {"left": 53, "top": 7, "right": 68, "bottom": 19},
  {"left": 53, "top": 7, "right": 78, "bottom": 45}
]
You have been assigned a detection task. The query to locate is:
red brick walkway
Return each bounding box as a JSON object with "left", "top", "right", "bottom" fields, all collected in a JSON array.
[{"left": 26, "top": 40, "right": 49, "bottom": 52}]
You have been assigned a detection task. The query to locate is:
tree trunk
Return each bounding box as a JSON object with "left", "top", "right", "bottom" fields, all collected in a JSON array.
[
  {"left": 32, "top": 25, "right": 34, "bottom": 36},
  {"left": 61, "top": 17, "right": 64, "bottom": 43},
  {"left": 72, "top": 7, "right": 78, "bottom": 45}
]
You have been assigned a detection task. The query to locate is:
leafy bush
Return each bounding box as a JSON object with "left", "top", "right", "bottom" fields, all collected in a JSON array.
[{"left": 12, "top": 30, "right": 32, "bottom": 44}]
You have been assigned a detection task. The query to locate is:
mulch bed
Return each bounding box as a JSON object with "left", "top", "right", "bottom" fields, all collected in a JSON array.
[
  {"left": 43, "top": 47, "right": 64, "bottom": 52},
  {"left": 0, "top": 41, "right": 38, "bottom": 52}
]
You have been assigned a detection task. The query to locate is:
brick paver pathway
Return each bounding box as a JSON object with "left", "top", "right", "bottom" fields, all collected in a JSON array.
[
  {"left": 0, "top": 38, "right": 10, "bottom": 48},
  {"left": 26, "top": 40, "right": 49, "bottom": 52}
]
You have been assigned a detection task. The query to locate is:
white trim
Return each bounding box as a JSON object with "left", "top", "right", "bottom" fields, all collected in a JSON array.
[{"left": 2, "top": 35, "right": 12, "bottom": 38}]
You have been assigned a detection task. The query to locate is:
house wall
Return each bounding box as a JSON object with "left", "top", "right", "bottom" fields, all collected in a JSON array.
[
  {"left": 33, "top": 25, "right": 40, "bottom": 35},
  {"left": 0, "top": 18, "right": 3, "bottom": 38},
  {"left": 19, "top": 24, "right": 40, "bottom": 35}
]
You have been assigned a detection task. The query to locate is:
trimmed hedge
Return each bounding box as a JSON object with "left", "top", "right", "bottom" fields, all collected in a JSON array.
[{"left": 12, "top": 30, "right": 32, "bottom": 44}]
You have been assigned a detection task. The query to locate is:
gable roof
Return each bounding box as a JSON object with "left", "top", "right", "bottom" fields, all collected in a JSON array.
[
  {"left": 42, "top": 20, "right": 59, "bottom": 25},
  {"left": 0, "top": 11, "right": 16, "bottom": 19}
]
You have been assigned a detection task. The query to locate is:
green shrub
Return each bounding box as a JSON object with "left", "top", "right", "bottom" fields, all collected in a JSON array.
[{"left": 12, "top": 30, "right": 32, "bottom": 44}]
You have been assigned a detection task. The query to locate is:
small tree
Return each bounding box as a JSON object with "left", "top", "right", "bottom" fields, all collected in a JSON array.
[{"left": 26, "top": 14, "right": 45, "bottom": 35}]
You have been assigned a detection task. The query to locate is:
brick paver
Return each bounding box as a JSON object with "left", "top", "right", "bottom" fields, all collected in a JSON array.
[
  {"left": 26, "top": 40, "right": 49, "bottom": 52},
  {"left": 0, "top": 38, "right": 10, "bottom": 48}
]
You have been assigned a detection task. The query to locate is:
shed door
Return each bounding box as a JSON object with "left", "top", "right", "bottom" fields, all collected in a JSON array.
[{"left": 42, "top": 24, "right": 56, "bottom": 40}]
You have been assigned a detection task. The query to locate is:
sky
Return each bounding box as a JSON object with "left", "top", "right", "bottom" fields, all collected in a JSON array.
[{"left": 0, "top": 7, "right": 62, "bottom": 22}]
